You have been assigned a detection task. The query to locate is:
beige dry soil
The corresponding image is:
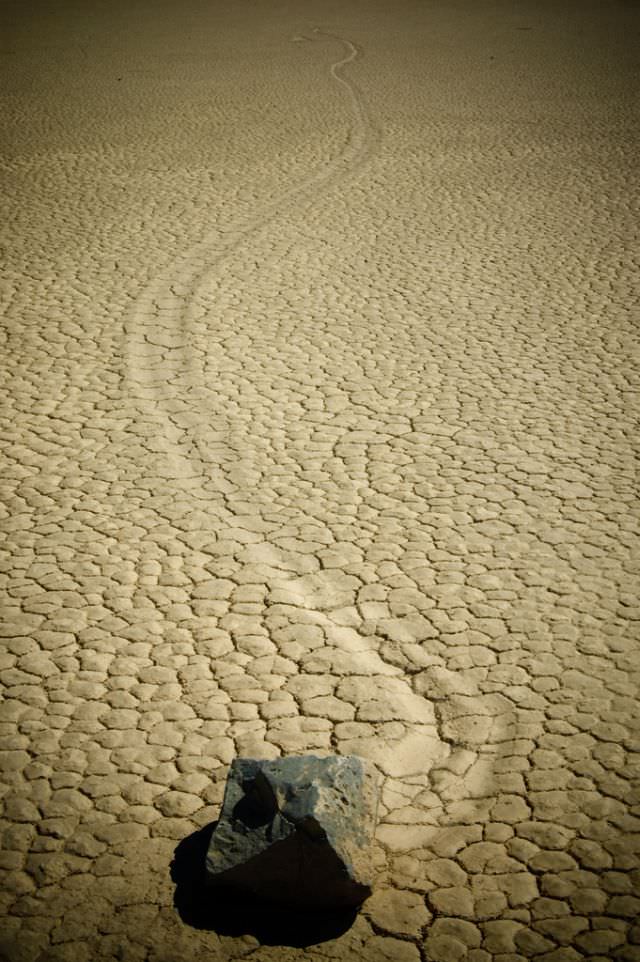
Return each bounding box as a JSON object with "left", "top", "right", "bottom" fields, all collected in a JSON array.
[{"left": 1, "top": 0, "right": 639, "bottom": 959}]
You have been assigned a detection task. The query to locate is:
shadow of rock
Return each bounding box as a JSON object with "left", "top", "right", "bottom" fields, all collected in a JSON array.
[{"left": 170, "top": 823, "right": 358, "bottom": 948}]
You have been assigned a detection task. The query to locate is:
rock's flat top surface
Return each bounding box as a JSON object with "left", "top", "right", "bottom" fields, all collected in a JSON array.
[
  {"left": 1, "top": 0, "right": 638, "bottom": 959},
  {"left": 206, "top": 754, "right": 380, "bottom": 906}
]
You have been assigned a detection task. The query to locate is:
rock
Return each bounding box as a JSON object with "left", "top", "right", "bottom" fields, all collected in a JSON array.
[{"left": 205, "top": 754, "right": 381, "bottom": 907}]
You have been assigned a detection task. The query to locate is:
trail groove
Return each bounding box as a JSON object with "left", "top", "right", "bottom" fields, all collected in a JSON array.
[{"left": 120, "top": 28, "right": 514, "bottom": 858}]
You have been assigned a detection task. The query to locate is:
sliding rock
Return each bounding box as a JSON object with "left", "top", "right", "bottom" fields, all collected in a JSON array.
[{"left": 206, "top": 754, "right": 381, "bottom": 907}]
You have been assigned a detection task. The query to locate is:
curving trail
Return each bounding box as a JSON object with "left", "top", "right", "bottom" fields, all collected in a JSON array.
[
  {"left": 130, "top": 15, "right": 513, "bottom": 897},
  {"left": 122, "top": 25, "right": 511, "bottom": 813}
]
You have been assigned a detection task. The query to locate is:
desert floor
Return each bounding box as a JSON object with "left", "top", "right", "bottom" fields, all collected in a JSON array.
[{"left": 1, "top": 0, "right": 639, "bottom": 959}]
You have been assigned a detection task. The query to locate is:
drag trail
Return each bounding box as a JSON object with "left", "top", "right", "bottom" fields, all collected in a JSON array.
[{"left": 121, "top": 25, "right": 512, "bottom": 864}]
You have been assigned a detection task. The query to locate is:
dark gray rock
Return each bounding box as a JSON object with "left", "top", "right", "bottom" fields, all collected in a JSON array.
[{"left": 205, "top": 754, "right": 381, "bottom": 908}]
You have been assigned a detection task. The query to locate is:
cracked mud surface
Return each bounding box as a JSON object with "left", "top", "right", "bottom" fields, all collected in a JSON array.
[{"left": 1, "top": 0, "right": 639, "bottom": 959}]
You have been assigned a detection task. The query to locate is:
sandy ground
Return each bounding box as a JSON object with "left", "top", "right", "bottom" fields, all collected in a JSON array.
[{"left": 1, "top": 0, "right": 639, "bottom": 959}]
